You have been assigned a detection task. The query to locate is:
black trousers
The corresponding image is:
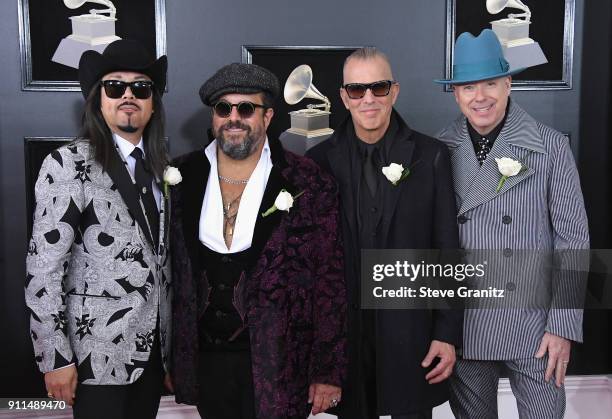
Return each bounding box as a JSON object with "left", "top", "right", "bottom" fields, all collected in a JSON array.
[
  {"left": 72, "top": 334, "right": 164, "bottom": 419},
  {"left": 197, "top": 350, "right": 256, "bottom": 419}
]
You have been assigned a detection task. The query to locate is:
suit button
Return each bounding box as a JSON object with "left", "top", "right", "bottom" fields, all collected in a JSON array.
[
  {"left": 221, "top": 256, "right": 231, "bottom": 263},
  {"left": 506, "top": 282, "right": 516, "bottom": 291},
  {"left": 218, "top": 283, "right": 226, "bottom": 291},
  {"left": 502, "top": 215, "right": 512, "bottom": 224},
  {"left": 351, "top": 303, "right": 359, "bottom": 310},
  {"left": 370, "top": 207, "right": 377, "bottom": 213},
  {"left": 215, "top": 310, "right": 224, "bottom": 318},
  {"left": 503, "top": 248, "right": 512, "bottom": 257},
  {"left": 214, "top": 338, "right": 222, "bottom": 345},
  {"left": 458, "top": 215, "right": 468, "bottom": 224}
]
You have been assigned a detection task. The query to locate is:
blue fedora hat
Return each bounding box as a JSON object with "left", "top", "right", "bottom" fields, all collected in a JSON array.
[{"left": 434, "top": 29, "right": 525, "bottom": 85}]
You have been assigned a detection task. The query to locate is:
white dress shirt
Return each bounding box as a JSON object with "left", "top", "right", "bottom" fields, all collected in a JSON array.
[
  {"left": 199, "top": 138, "right": 273, "bottom": 253},
  {"left": 113, "top": 133, "right": 161, "bottom": 210}
]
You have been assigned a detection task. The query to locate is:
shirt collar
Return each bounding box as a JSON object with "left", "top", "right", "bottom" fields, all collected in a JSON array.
[{"left": 113, "top": 133, "right": 144, "bottom": 160}]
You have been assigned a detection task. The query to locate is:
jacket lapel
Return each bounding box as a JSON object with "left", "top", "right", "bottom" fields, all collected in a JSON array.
[
  {"left": 453, "top": 101, "right": 546, "bottom": 215},
  {"left": 106, "top": 146, "right": 155, "bottom": 248},
  {"left": 380, "top": 117, "right": 415, "bottom": 244},
  {"left": 447, "top": 121, "right": 480, "bottom": 210},
  {"left": 180, "top": 151, "right": 210, "bottom": 266},
  {"left": 247, "top": 164, "right": 289, "bottom": 267}
]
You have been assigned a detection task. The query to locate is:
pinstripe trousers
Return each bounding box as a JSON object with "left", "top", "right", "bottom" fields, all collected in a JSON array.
[{"left": 449, "top": 358, "right": 565, "bottom": 419}]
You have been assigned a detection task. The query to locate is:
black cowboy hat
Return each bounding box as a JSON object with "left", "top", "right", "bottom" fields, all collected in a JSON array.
[{"left": 78, "top": 39, "right": 167, "bottom": 99}]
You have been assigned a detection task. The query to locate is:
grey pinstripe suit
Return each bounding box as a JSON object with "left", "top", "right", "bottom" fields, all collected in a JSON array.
[{"left": 438, "top": 101, "right": 589, "bottom": 418}]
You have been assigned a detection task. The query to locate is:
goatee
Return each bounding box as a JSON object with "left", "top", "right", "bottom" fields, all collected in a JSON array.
[
  {"left": 118, "top": 124, "right": 139, "bottom": 133},
  {"left": 118, "top": 115, "right": 139, "bottom": 133}
]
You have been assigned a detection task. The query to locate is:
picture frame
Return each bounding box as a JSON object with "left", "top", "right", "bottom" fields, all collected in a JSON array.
[
  {"left": 241, "top": 45, "right": 363, "bottom": 141},
  {"left": 18, "top": 0, "right": 167, "bottom": 92},
  {"left": 444, "top": 0, "right": 575, "bottom": 91}
]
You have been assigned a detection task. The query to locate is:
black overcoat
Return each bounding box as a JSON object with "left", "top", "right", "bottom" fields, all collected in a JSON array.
[{"left": 307, "top": 110, "right": 463, "bottom": 415}]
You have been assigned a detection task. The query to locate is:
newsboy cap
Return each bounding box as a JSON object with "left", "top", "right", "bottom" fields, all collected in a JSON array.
[
  {"left": 78, "top": 39, "right": 167, "bottom": 99},
  {"left": 199, "top": 63, "right": 280, "bottom": 106}
]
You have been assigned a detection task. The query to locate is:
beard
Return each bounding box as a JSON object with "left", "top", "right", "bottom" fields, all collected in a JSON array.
[{"left": 215, "top": 121, "right": 263, "bottom": 160}]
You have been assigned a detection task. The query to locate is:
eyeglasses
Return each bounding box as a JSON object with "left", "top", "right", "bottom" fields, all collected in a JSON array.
[
  {"left": 342, "top": 80, "right": 397, "bottom": 99},
  {"left": 213, "top": 101, "right": 267, "bottom": 119},
  {"left": 100, "top": 80, "right": 155, "bottom": 99}
]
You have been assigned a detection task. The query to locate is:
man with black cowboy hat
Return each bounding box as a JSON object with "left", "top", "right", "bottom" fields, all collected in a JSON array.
[
  {"left": 25, "top": 39, "right": 172, "bottom": 418},
  {"left": 170, "top": 62, "right": 347, "bottom": 419},
  {"left": 435, "top": 29, "right": 589, "bottom": 418}
]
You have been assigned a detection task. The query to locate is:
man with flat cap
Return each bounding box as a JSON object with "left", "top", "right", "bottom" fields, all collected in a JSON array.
[
  {"left": 170, "top": 62, "right": 347, "bottom": 419},
  {"left": 25, "top": 40, "right": 172, "bottom": 418},
  {"left": 435, "top": 29, "right": 589, "bottom": 418}
]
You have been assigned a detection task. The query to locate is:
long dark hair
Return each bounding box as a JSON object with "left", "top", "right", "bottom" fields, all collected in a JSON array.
[{"left": 79, "top": 84, "right": 168, "bottom": 179}]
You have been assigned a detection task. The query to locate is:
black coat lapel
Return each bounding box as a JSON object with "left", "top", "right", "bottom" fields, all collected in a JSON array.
[
  {"left": 380, "top": 115, "right": 416, "bottom": 244},
  {"left": 180, "top": 151, "right": 210, "bottom": 267},
  {"left": 106, "top": 146, "right": 155, "bottom": 248}
]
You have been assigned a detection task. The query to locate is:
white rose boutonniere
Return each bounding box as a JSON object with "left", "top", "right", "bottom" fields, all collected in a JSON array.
[
  {"left": 163, "top": 166, "right": 182, "bottom": 198},
  {"left": 382, "top": 163, "right": 410, "bottom": 186},
  {"left": 262, "top": 189, "right": 305, "bottom": 217},
  {"left": 495, "top": 157, "right": 523, "bottom": 192}
]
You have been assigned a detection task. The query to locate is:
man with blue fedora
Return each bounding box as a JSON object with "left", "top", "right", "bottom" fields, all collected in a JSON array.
[{"left": 435, "top": 29, "right": 589, "bottom": 418}]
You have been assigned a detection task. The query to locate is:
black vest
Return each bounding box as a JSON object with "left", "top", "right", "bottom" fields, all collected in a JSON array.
[{"left": 198, "top": 243, "right": 251, "bottom": 352}]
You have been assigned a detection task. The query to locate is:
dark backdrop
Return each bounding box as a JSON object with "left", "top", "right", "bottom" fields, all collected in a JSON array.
[{"left": 1, "top": 0, "right": 610, "bottom": 398}]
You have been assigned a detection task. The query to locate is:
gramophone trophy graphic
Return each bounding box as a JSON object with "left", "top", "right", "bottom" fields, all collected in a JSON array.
[
  {"left": 279, "top": 65, "right": 334, "bottom": 155},
  {"left": 52, "top": 0, "right": 121, "bottom": 69},
  {"left": 487, "top": 0, "right": 547, "bottom": 70}
]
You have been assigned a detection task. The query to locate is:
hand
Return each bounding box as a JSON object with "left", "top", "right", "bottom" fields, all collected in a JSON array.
[
  {"left": 308, "top": 383, "right": 341, "bottom": 415},
  {"left": 45, "top": 365, "right": 78, "bottom": 406},
  {"left": 535, "top": 332, "right": 571, "bottom": 388},
  {"left": 164, "top": 373, "right": 174, "bottom": 393},
  {"left": 421, "top": 340, "right": 456, "bottom": 384}
]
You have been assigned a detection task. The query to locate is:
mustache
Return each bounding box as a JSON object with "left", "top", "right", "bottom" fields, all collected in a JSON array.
[
  {"left": 221, "top": 121, "right": 250, "bottom": 131},
  {"left": 118, "top": 101, "right": 141, "bottom": 110}
]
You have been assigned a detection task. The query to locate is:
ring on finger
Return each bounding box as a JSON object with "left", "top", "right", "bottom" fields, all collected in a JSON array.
[
  {"left": 330, "top": 398, "right": 339, "bottom": 408},
  {"left": 47, "top": 393, "right": 54, "bottom": 399}
]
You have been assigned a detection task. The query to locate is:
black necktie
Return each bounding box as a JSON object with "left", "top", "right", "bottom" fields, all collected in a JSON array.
[
  {"left": 363, "top": 147, "right": 380, "bottom": 197},
  {"left": 475, "top": 137, "right": 491, "bottom": 165},
  {"left": 130, "top": 147, "right": 159, "bottom": 247}
]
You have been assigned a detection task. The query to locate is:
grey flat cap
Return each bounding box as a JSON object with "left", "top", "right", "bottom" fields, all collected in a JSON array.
[{"left": 199, "top": 63, "right": 280, "bottom": 106}]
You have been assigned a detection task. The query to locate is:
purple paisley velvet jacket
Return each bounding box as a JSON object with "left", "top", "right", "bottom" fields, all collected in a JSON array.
[{"left": 170, "top": 138, "right": 347, "bottom": 419}]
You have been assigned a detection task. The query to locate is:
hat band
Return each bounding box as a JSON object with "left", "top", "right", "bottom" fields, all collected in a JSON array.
[{"left": 453, "top": 57, "right": 510, "bottom": 81}]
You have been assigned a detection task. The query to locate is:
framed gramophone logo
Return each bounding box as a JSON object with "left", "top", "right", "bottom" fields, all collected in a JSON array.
[
  {"left": 444, "top": 0, "right": 575, "bottom": 90},
  {"left": 242, "top": 45, "right": 363, "bottom": 150},
  {"left": 18, "top": 0, "right": 167, "bottom": 91}
]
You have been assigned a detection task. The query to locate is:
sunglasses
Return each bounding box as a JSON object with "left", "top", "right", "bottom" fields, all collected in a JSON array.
[
  {"left": 213, "top": 101, "right": 267, "bottom": 119},
  {"left": 100, "top": 80, "right": 155, "bottom": 99},
  {"left": 342, "top": 80, "right": 397, "bottom": 99}
]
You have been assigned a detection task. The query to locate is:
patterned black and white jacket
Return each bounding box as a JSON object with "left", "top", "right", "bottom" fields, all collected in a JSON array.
[{"left": 25, "top": 139, "right": 171, "bottom": 384}]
